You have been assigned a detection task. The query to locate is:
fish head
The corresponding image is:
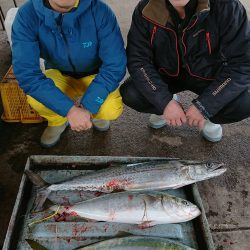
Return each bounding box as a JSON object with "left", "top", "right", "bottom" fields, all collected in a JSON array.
[
  {"left": 178, "top": 199, "right": 201, "bottom": 220},
  {"left": 188, "top": 161, "right": 226, "bottom": 181},
  {"left": 162, "top": 195, "right": 201, "bottom": 221}
]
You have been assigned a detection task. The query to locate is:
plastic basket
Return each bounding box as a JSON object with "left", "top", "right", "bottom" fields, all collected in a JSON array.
[{"left": 0, "top": 66, "right": 44, "bottom": 123}]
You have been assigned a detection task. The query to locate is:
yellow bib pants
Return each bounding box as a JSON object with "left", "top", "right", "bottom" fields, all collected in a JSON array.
[{"left": 27, "top": 69, "right": 123, "bottom": 126}]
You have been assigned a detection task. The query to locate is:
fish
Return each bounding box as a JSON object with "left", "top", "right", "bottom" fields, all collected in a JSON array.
[
  {"left": 50, "top": 191, "right": 201, "bottom": 227},
  {"left": 25, "top": 160, "right": 226, "bottom": 211},
  {"left": 77, "top": 236, "right": 196, "bottom": 250},
  {"left": 26, "top": 237, "right": 195, "bottom": 250}
]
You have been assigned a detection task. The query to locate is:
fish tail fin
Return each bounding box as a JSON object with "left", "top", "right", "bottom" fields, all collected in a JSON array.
[
  {"left": 24, "top": 170, "right": 51, "bottom": 212},
  {"left": 25, "top": 170, "right": 49, "bottom": 188},
  {"left": 32, "top": 189, "right": 51, "bottom": 212}
]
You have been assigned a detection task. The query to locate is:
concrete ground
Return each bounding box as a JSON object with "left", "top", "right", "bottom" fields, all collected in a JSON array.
[{"left": 0, "top": 0, "right": 249, "bottom": 249}]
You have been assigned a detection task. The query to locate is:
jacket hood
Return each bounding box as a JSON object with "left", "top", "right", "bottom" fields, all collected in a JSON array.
[
  {"left": 31, "top": 0, "right": 92, "bottom": 29},
  {"left": 142, "top": 0, "right": 210, "bottom": 26}
]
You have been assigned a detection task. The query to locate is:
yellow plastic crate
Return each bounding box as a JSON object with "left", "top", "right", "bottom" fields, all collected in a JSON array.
[{"left": 0, "top": 66, "right": 44, "bottom": 123}]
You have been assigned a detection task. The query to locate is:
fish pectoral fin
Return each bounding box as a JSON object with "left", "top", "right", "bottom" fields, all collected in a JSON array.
[{"left": 137, "top": 221, "right": 155, "bottom": 229}]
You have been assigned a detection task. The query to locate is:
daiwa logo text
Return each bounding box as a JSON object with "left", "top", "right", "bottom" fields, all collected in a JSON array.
[{"left": 82, "top": 41, "right": 93, "bottom": 48}]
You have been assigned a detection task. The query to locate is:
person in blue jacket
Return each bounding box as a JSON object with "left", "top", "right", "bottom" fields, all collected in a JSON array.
[{"left": 12, "top": 0, "right": 126, "bottom": 147}]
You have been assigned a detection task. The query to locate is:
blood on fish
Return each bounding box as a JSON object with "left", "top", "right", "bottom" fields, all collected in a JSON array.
[
  {"left": 72, "top": 226, "right": 90, "bottom": 236},
  {"left": 54, "top": 212, "right": 67, "bottom": 222},
  {"left": 62, "top": 197, "right": 70, "bottom": 205},
  {"left": 128, "top": 194, "right": 134, "bottom": 201},
  {"left": 69, "top": 211, "right": 79, "bottom": 217},
  {"left": 94, "top": 191, "right": 103, "bottom": 197},
  {"left": 103, "top": 224, "right": 109, "bottom": 232},
  {"left": 105, "top": 179, "right": 131, "bottom": 190},
  {"left": 137, "top": 221, "right": 154, "bottom": 229}
]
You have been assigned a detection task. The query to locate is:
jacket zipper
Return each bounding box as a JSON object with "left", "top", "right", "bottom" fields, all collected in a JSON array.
[
  {"left": 205, "top": 32, "right": 212, "bottom": 55},
  {"left": 150, "top": 26, "right": 157, "bottom": 47},
  {"left": 58, "top": 14, "right": 77, "bottom": 73},
  {"left": 178, "top": 24, "right": 187, "bottom": 69}
]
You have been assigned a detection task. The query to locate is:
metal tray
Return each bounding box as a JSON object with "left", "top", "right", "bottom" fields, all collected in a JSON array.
[{"left": 3, "top": 156, "right": 215, "bottom": 250}]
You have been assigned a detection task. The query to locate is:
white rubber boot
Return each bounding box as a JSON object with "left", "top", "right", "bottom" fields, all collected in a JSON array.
[
  {"left": 40, "top": 122, "right": 68, "bottom": 148},
  {"left": 92, "top": 119, "right": 110, "bottom": 132},
  {"left": 201, "top": 120, "right": 223, "bottom": 142},
  {"left": 148, "top": 94, "right": 179, "bottom": 129}
]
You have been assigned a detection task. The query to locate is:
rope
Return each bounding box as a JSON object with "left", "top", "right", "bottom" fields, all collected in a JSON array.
[{"left": 28, "top": 205, "right": 61, "bottom": 227}]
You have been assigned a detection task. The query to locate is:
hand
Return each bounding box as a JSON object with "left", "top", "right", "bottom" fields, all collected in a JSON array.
[
  {"left": 163, "top": 100, "right": 187, "bottom": 127},
  {"left": 67, "top": 106, "right": 92, "bottom": 132},
  {"left": 186, "top": 104, "right": 205, "bottom": 129}
]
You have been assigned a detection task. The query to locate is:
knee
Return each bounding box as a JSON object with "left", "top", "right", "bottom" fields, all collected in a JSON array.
[
  {"left": 120, "top": 77, "right": 140, "bottom": 107},
  {"left": 44, "top": 69, "right": 61, "bottom": 80},
  {"left": 27, "top": 95, "right": 46, "bottom": 113},
  {"left": 211, "top": 89, "right": 250, "bottom": 124},
  {"left": 96, "top": 96, "right": 123, "bottom": 121}
]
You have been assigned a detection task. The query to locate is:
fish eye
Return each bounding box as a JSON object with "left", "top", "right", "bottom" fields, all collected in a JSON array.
[
  {"left": 206, "top": 161, "right": 213, "bottom": 168},
  {"left": 181, "top": 200, "right": 189, "bottom": 206}
]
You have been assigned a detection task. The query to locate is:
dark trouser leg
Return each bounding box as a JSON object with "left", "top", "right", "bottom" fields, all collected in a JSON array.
[
  {"left": 209, "top": 89, "right": 250, "bottom": 124},
  {"left": 120, "top": 77, "right": 185, "bottom": 115},
  {"left": 120, "top": 77, "right": 162, "bottom": 115}
]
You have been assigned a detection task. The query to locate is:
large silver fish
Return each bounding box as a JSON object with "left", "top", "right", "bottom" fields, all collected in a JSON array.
[
  {"left": 50, "top": 191, "right": 201, "bottom": 226},
  {"left": 78, "top": 236, "right": 196, "bottom": 250},
  {"left": 25, "top": 160, "right": 226, "bottom": 210},
  {"left": 26, "top": 237, "right": 195, "bottom": 250}
]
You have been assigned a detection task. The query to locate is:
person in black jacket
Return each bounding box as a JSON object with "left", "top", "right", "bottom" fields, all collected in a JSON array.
[{"left": 120, "top": 0, "right": 250, "bottom": 142}]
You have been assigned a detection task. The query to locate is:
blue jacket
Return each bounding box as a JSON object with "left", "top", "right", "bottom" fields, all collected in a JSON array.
[{"left": 12, "top": 0, "right": 126, "bottom": 116}]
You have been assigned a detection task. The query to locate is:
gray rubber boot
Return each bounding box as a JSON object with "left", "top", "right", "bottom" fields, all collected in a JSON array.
[
  {"left": 40, "top": 122, "right": 69, "bottom": 148},
  {"left": 201, "top": 120, "right": 223, "bottom": 142},
  {"left": 149, "top": 114, "right": 167, "bottom": 129},
  {"left": 148, "top": 94, "right": 179, "bottom": 129},
  {"left": 92, "top": 119, "right": 110, "bottom": 132}
]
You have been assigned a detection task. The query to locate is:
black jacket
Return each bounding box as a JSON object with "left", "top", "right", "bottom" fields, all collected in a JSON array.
[{"left": 127, "top": 0, "right": 250, "bottom": 118}]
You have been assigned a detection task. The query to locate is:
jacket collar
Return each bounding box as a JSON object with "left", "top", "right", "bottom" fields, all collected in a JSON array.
[{"left": 142, "top": 0, "right": 210, "bottom": 26}]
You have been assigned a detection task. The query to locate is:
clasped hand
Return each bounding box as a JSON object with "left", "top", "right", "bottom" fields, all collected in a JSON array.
[
  {"left": 163, "top": 100, "right": 205, "bottom": 129},
  {"left": 67, "top": 105, "right": 92, "bottom": 132}
]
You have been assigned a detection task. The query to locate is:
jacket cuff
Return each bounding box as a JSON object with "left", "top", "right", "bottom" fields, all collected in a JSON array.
[
  {"left": 81, "top": 98, "right": 102, "bottom": 114},
  {"left": 192, "top": 99, "right": 212, "bottom": 119},
  {"left": 156, "top": 95, "right": 173, "bottom": 114}
]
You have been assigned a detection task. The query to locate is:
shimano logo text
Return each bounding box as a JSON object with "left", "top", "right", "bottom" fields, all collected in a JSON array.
[
  {"left": 212, "top": 78, "right": 231, "bottom": 96},
  {"left": 140, "top": 67, "right": 157, "bottom": 91}
]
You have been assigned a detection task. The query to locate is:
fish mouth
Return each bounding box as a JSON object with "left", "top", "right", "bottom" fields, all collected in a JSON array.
[
  {"left": 185, "top": 206, "right": 201, "bottom": 220},
  {"left": 191, "top": 206, "right": 201, "bottom": 217},
  {"left": 208, "top": 163, "right": 227, "bottom": 175}
]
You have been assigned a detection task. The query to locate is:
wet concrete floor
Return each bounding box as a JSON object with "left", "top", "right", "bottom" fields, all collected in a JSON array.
[{"left": 0, "top": 0, "right": 249, "bottom": 249}]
